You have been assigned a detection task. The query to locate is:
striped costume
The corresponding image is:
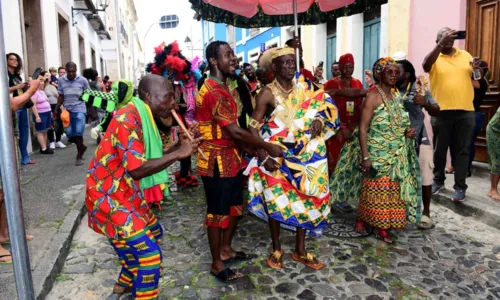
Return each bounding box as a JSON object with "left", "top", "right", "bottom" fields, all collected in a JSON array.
[{"left": 110, "top": 215, "right": 163, "bottom": 299}]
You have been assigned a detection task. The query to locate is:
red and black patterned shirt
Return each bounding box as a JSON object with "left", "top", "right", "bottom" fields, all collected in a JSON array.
[{"left": 196, "top": 77, "right": 241, "bottom": 178}]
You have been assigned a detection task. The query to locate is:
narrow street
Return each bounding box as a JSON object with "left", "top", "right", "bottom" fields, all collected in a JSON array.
[{"left": 46, "top": 163, "right": 500, "bottom": 300}]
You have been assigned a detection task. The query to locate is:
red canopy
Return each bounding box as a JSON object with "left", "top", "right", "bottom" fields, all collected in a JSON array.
[{"left": 203, "top": 0, "right": 355, "bottom": 18}]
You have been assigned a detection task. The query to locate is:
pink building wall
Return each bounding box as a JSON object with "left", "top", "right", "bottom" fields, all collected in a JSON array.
[
  {"left": 407, "top": 0, "right": 468, "bottom": 165},
  {"left": 408, "top": 0, "right": 467, "bottom": 77}
]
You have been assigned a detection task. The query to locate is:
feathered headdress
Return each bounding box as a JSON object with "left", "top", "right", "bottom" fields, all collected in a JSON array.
[{"left": 146, "top": 41, "right": 192, "bottom": 82}]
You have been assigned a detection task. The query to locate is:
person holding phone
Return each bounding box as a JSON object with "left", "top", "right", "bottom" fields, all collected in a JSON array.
[
  {"left": 6, "top": 53, "right": 35, "bottom": 166},
  {"left": 422, "top": 27, "right": 476, "bottom": 202},
  {"left": 0, "top": 78, "right": 40, "bottom": 263}
]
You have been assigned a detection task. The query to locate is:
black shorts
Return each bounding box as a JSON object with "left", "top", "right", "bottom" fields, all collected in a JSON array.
[{"left": 201, "top": 165, "right": 243, "bottom": 228}]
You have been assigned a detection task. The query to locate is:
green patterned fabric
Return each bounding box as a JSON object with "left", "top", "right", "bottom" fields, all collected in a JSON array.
[
  {"left": 81, "top": 89, "right": 116, "bottom": 113},
  {"left": 190, "top": 0, "right": 388, "bottom": 28},
  {"left": 330, "top": 92, "right": 422, "bottom": 224},
  {"left": 487, "top": 107, "right": 500, "bottom": 175}
]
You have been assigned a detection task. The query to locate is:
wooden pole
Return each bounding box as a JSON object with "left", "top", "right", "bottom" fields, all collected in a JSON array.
[{"left": 171, "top": 110, "right": 208, "bottom": 160}]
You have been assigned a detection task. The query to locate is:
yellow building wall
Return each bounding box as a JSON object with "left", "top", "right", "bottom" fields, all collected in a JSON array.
[
  {"left": 302, "top": 25, "right": 314, "bottom": 70},
  {"left": 388, "top": 0, "right": 411, "bottom": 55}
]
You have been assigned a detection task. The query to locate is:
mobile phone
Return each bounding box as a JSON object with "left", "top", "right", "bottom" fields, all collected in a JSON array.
[
  {"left": 456, "top": 31, "right": 466, "bottom": 40},
  {"left": 31, "top": 67, "right": 42, "bottom": 80}
]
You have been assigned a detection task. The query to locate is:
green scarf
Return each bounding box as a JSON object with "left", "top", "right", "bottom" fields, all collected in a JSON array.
[{"left": 131, "top": 97, "right": 169, "bottom": 197}]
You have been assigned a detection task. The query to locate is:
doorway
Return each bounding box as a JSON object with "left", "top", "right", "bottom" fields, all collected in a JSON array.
[
  {"left": 78, "top": 34, "right": 85, "bottom": 70},
  {"left": 23, "top": 0, "right": 45, "bottom": 73},
  {"left": 58, "top": 14, "right": 71, "bottom": 67},
  {"left": 363, "top": 19, "right": 381, "bottom": 86},
  {"left": 326, "top": 35, "right": 337, "bottom": 80}
]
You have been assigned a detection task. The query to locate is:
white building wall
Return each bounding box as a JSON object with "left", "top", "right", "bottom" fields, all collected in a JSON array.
[
  {"left": 1, "top": 0, "right": 25, "bottom": 73},
  {"left": 346, "top": 13, "right": 364, "bottom": 80},
  {"left": 380, "top": 4, "right": 389, "bottom": 57},
  {"left": 312, "top": 24, "right": 327, "bottom": 78}
]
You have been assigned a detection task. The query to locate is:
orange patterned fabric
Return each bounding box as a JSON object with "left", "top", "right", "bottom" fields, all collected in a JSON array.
[
  {"left": 196, "top": 77, "right": 241, "bottom": 178},
  {"left": 358, "top": 176, "right": 407, "bottom": 230}
]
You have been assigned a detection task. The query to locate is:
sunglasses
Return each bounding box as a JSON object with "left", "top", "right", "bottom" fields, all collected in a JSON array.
[{"left": 384, "top": 69, "right": 401, "bottom": 76}]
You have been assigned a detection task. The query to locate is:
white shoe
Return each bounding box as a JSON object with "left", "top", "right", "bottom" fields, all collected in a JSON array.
[
  {"left": 55, "top": 141, "right": 67, "bottom": 148},
  {"left": 49, "top": 142, "right": 56, "bottom": 149}
]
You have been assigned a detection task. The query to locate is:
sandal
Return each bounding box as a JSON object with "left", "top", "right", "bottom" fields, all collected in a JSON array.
[
  {"left": 105, "top": 286, "right": 132, "bottom": 300},
  {"left": 223, "top": 251, "right": 257, "bottom": 264},
  {"left": 355, "top": 220, "right": 368, "bottom": 235},
  {"left": 0, "top": 254, "right": 12, "bottom": 265},
  {"left": 210, "top": 268, "right": 242, "bottom": 283},
  {"left": 292, "top": 252, "right": 324, "bottom": 270},
  {"left": 374, "top": 228, "right": 393, "bottom": 244},
  {"left": 266, "top": 250, "right": 284, "bottom": 270},
  {"left": 417, "top": 215, "right": 434, "bottom": 230}
]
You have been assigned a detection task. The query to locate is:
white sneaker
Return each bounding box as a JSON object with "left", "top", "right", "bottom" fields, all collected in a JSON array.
[
  {"left": 55, "top": 141, "right": 67, "bottom": 148},
  {"left": 49, "top": 142, "right": 56, "bottom": 149}
]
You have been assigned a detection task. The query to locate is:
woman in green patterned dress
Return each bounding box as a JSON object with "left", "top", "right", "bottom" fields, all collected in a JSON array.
[
  {"left": 487, "top": 107, "right": 500, "bottom": 201},
  {"left": 330, "top": 58, "right": 421, "bottom": 244}
]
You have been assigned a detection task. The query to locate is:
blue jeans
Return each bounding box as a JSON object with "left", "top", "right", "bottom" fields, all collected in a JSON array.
[
  {"left": 450, "top": 111, "right": 485, "bottom": 171},
  {"left": 66, "top": 111, "right": 86, "bottom": 137},
  {"left": 16, "top": 108, "right": 31, "bottom": 165}
]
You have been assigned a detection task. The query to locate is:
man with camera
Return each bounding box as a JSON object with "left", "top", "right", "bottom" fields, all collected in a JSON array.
[{"left": 423, "top": 27, "right": 476, "bottom": 202}]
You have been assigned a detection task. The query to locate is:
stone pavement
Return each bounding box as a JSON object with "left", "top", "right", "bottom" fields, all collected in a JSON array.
[
  {"left": 47, "top": 163, "right": 500, "bottom": 300},
  {"left": 0, "top": 131, "right": 97, "bottom": 300}
]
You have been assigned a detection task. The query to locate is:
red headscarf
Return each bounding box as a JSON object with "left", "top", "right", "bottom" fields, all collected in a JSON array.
[{"left": 339, "top": 53, "right": 354, "bottom": 66}]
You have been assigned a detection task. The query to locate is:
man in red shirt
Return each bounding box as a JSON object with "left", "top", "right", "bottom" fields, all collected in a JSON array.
[
  {"left": 86, "top": 75, "right": 200, "bottom": 299},
  {"left": 197, "top": 41, "right": 283, "bottom": 283}
]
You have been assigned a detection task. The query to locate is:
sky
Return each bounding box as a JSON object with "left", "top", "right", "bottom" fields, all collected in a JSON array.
[{"left": 134, "top": 0, "right": 203, "bottom": 63}]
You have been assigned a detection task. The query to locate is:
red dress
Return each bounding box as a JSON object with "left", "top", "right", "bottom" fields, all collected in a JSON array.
[{"left": 324, "top": 77, "right": 364, "bottom": 174}]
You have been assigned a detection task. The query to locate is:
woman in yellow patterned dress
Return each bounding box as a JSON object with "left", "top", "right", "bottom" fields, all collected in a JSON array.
[{"left": 349, "top": 58, "right": 421, "bottom": 244}]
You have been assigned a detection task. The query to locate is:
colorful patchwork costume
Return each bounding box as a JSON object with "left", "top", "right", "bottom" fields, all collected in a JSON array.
[{"left": 245, "top": 49, "right": 340, "bottom": 236}]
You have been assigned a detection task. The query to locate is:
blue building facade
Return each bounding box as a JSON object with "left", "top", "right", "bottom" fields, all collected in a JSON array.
[{"left": 202, "top": 21, "right": 287, "bottom": 65}]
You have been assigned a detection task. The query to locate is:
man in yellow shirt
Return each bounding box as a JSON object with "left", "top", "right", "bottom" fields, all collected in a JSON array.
[{"left": 423, "top": 27, "right": 475, "bottom": 202}]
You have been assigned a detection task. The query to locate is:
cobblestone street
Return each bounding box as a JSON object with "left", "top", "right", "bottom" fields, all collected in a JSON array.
[{"left": 47, "top": 167, "right": 500, "bottom": 300}]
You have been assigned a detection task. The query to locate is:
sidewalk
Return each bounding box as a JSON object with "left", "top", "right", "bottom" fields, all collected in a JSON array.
[
  {"left": 0, "top": 132, "right": 96, "bottom": 300},
  {"left": 432, "top": 162, "right": 500, "bottom": 230}
]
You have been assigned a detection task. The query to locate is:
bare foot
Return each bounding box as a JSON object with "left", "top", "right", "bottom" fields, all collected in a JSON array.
[
  {"left": 488, "top": 190, "right": 500, "bottom": 201},
  {"left": 220, "top": 247, "right": 236, "bottom": 261},
  {"left": 0, "top": 234, "right": 33, "bottom": 244}
]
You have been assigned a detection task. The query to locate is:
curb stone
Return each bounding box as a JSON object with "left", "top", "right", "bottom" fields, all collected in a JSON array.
[
  {"left": 32, "top": 190, "right": 86, "bottom": 300},
  {"left": 432, "top": 190, "right": 500, "bottom": 230}
]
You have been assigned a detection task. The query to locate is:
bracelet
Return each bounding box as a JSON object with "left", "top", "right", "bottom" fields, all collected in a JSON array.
[
  {"left": 362, "top": 156, "right": 370, "bottom": 161},
  {"left": 260, "top": 155, "right": 271, "bottom": 166},
  {"left": 249, "top": 118, "right": 260, "bottom": 129}
]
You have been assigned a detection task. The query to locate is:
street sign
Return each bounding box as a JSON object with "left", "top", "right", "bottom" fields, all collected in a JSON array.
[{"left": 260, "top": 43, "right": 265, "bottom": 52}]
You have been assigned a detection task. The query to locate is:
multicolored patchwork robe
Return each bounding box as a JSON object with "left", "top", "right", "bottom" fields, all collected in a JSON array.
[{"left": 245, "top": 81, "right": 339, "bottom": 235}]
